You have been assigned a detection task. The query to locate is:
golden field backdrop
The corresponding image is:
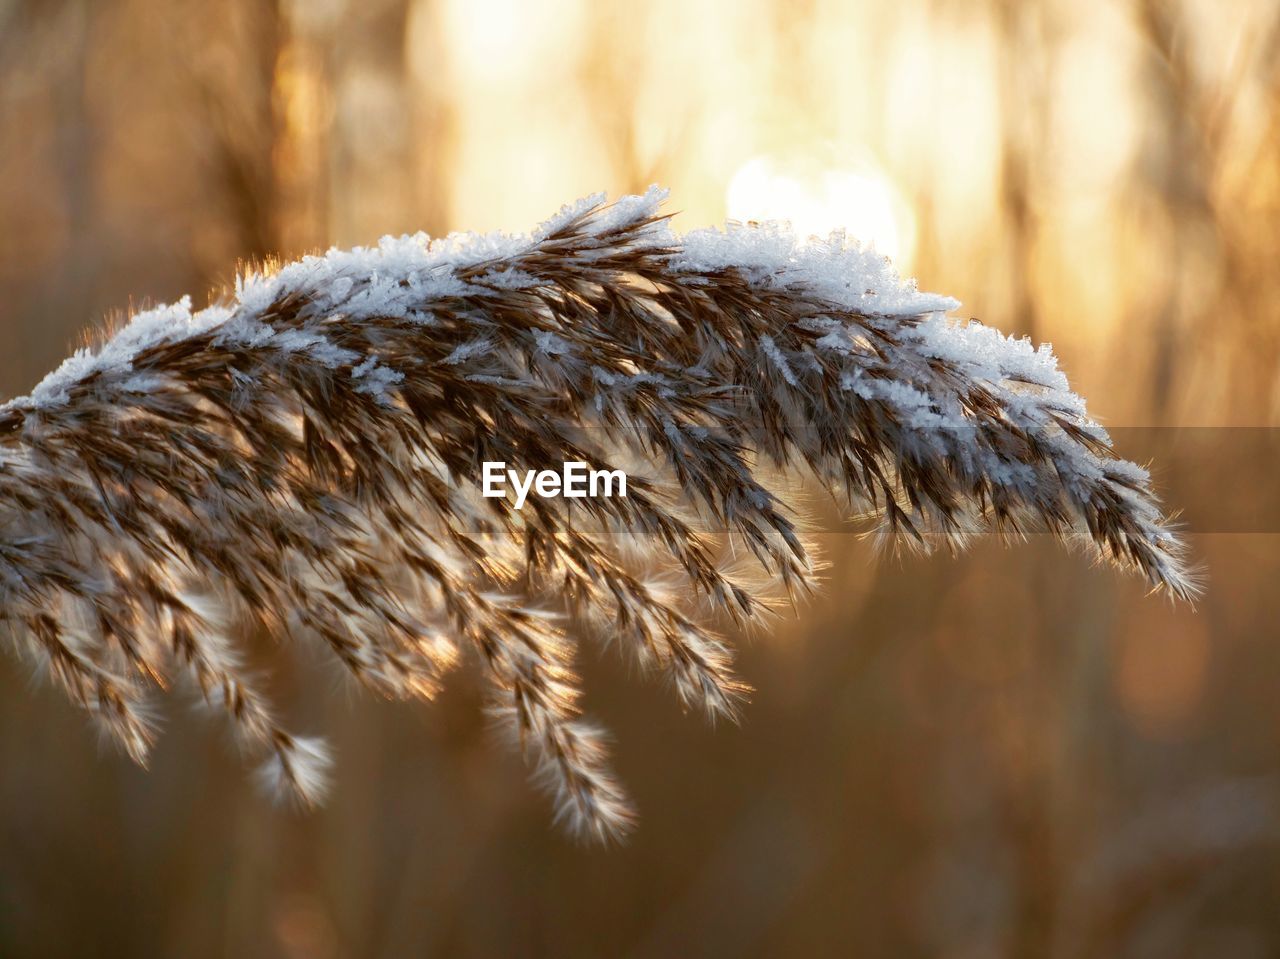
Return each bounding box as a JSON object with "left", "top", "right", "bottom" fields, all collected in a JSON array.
[{"left": 1, "top": 1, "right": 1279, "bottom": 956}]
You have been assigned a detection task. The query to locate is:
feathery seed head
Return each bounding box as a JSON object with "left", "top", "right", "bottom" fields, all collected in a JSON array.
[{"left": 0, "top": 188, "right": 1196, "bottom": 840}]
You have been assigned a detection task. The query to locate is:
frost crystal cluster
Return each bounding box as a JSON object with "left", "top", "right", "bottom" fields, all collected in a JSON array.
[{"left": 0, "top": 188, "right": 1193, "bottom": 840}]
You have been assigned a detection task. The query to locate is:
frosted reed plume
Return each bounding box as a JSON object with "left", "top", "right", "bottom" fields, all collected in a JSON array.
[{"left": 0, "top": 188, "right": 1194, "bottom": 839}]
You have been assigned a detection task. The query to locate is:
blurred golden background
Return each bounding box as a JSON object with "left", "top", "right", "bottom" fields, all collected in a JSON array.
[{"left": 2, "top": 0, "right": 1280, "bottom": 956}]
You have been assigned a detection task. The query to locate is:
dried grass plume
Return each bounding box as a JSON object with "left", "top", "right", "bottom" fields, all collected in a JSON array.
[{"left": 0, "top": 188, "right": 1195, "bottom": 840}]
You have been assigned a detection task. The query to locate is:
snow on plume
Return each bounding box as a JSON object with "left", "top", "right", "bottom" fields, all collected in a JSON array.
[{"left": 5, "top": 187, "right": 957, "bottom": 416}]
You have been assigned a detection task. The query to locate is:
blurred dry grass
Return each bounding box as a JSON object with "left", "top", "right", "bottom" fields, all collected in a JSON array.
[{"left": 2, "top": 0, "right": 1280, "bottom": 955}]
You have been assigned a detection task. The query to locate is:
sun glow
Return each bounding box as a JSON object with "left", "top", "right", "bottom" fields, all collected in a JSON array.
[{"left": 726, "top": 156, "right": 916, "bottom": 265}]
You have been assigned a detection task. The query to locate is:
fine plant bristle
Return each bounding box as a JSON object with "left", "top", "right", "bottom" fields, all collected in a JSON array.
[{"left": 0, "top": 187, "right": 1195, "bottom": 840}]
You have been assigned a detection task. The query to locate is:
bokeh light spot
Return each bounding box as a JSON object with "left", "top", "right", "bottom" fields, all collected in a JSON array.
[{"left": 727, "top": 154, "right": 916, "bottom": 265}]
